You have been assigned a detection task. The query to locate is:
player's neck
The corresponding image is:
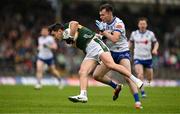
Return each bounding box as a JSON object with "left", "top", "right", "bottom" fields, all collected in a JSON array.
[
  {"left": 107, "top": 16, "right": 115, "bottom": 25},
  {"left": 139, "top": 29, "right": 146, "bottom": 33}
]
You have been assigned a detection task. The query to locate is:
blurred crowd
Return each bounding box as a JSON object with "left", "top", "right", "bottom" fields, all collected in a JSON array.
[
  {"left": 0, "top": 0, "right": 179, "bottom": 78},
  {"left": 0, "top": 0, "right": 55, "bottom": 75}
]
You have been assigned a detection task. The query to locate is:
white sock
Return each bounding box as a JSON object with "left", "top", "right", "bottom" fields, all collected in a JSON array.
[
  {"left": 130, "top": 75, "right": 140, "bottom": 84},
  {"left": 80, "top": 90, "right": 87, "bottom": 97}
]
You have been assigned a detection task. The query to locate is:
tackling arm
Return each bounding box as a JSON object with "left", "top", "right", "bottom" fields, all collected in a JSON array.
[{"left": 101, "top": 31, "right": 120, "bottom": 43}]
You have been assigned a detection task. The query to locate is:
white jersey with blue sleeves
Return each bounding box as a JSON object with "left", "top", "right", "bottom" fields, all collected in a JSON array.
[
  {"left": 103, "top": 17, "right": 129, "bottom": 52},
  {"left": 130, "top": 30, "right": 157, "bottom": 60},
  {"left": 38, "top": 35, "right": 55, "bottom": 59}
]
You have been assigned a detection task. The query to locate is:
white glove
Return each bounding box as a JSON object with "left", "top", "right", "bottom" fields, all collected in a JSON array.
[{"left": 95, "top": 20, "right": 106, "bottom": 32}]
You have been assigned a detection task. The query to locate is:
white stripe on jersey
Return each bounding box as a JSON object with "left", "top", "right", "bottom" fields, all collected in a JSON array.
[
  {"left": 38, "top": 35, "right": 55, "bottom": 59},
  {"left": 102, "top": 17, "right": 129, "bottom": 52},
  {"left": 130, "top": 30, "right": 157, "bottom": 60}
]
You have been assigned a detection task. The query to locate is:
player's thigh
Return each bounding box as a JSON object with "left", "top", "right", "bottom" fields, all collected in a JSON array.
[
  {"left": 93, "top": 63, "right": 110, "bottom": 78},
  {"left": 79, "top": 59, "right": 97, "bottom": 76},
  {"left": 100, "top": 52, "right": 115, "bottom": 67},
  {"left": 119, "top": 59, "right": 131, "bottom": 72},
  {"left": 134, "top": 64, "right": 144, "bottom": 76},
  {"left": 36, "top": 59, "right": 44, "bottom": 72},
  {"left": 145, "top": 68, "right": 153, "bottom": 78}
]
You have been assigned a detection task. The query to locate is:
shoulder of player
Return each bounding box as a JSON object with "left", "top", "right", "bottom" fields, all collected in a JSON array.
[
  {"left": 146, "top": 30, "right": 155, "bottom": 35},
  {"left": 113, "top": 17, "right": 125, "bottom": 29},
  {"left": 38, "top": 36, "right": 44, "bottom": 40},
  {"left": 46, "top": 35, "right": 54, "bottom": 40},
  {"left": 114, "top": 17, "right": 124, "bottom": 24},
  {"left": 131, "top": 30, "right": 138, "bottom": 35}
]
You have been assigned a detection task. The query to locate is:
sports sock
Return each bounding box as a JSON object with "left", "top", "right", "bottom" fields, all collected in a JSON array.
[
  {"left": 130, "top": 75, "right": 140, "bottom": 84},
  {"left": 80, "top": 90, "right": 87, "bottom": 97},
  {"left": 37, "top": 79, "right": 41, "bottom": 85},
  {"left": 133, "top": 93, "right": 140, "bottom": 102},
  {"left": 109, "top": 81, "right": 117, "bottom": 89},
  {"left": 141, "top": 91, "right": 145, "bottom": 95},
  {"left": 57, "top": 77, "right": 62, "bottom": 83}
]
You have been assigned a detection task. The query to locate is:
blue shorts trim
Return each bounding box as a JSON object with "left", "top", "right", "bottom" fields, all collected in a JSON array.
[
  {"left": 134, "top": 59, "right": 152, "bottom": 68},
  {"left": 37, "top": 57, "right": 55, "bottom": 66},
  {"left": 111, "top": 51, "right": 131, "bottom": 64}
]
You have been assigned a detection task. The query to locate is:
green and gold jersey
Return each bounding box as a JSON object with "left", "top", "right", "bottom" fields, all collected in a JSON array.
[{"left": 64, "top": 23, "right": 95, "bottom": 52}]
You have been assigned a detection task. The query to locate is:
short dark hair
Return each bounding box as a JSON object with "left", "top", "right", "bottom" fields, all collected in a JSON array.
[
  {"left": 138, "top": 17, "right": 148, "bottom": 23},
  {"left": 99, "top": 3, "right": 114, "bottom": 12},
  {"left": 48, "top": 23, "right": 64, "bottom": 32}
]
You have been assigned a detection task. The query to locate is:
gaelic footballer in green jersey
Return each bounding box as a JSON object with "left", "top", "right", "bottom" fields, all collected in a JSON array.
[
  {"left": 48, "top": 21, "right": 143, "bottom": 103},
  {"left": 49, "top": 21, "right": 103, "bottom": 53}
]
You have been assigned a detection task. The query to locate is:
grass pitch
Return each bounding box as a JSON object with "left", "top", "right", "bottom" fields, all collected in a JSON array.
[{"left": 0, "top": 85, "right": 180, "bottom": 114}]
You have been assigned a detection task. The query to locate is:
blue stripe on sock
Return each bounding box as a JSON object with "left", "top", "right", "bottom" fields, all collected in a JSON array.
[
  {"left": 141, "top": 91, "right": 145, "bottom": 95},
  {"left": 133, "top": 93, "right": 140, "bottom": 102},
  {"left": 109, "top": 81, "right": 117, "bottom": 89}
]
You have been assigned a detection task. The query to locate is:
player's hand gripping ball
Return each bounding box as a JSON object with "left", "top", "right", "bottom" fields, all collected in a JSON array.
[
  {"left": 63, "top": 28, "right": 71, "bottom": 40},
  {"left": 63, "top": 28, "right": 74, "bottom": 44}
]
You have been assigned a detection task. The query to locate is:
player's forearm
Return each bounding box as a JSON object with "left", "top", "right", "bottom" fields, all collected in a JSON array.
[
  {"left": 102, "top": 31, "right": 119, "bottom": 43},
  {"left": 128, "top": 41, "right": 133, "bottom": 49},
  {"left": 49, "top": 43, "right": 58, "bottom": 50},
  {"left": 153, "top": 42, "right": 159, "bottom": 51}
]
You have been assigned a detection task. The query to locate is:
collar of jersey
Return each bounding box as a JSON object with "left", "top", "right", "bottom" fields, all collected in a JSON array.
[
  {"left": 107, "top": 16, "right": 116, "bottom": 25},
  {"left": 138, "top": 30, "right": 147, "bottom": 34}
]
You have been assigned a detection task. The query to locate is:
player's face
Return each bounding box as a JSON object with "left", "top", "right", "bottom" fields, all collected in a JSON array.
[
  {"left": 99, "top": 9, "right": 111, "bottom": 23},
  {"left": 51, "top": 29, "right": 63, "bottom": 40},
  {"left": 138, "top": 20, "right": 148, "bottom": 31},
  {"left": 41, "top": 28, "right": 49, "bottom": 36}
]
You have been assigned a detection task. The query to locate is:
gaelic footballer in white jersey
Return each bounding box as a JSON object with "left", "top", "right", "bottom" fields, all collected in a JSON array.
[
  {"left": 35, "top": 27, "right": 63, "bottom": 90},
  {"left": 95, "top": 3, "right": 143, "bottom": 109},
  {"left": 101, "top": 17, "right": 131, "bottom": 63},
  {"left": 38, "top": 35, "right": 55, "bottom": 61},
  {"left": 130, "top": 30, "right": 157, "bottom": 61},
  {"left": 129, "top": 17, "right": 159, "bottom": 98}
]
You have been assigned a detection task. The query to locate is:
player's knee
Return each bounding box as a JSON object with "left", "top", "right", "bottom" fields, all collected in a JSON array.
[
  {"left": 93, "top": 75, "right": 99, "bottom": 81},
  {"left": 78, "top": 69, "right": 88, "bottom": 77},
  {"left": 36, "top": 69, "right": 43, "bottom": 74}
]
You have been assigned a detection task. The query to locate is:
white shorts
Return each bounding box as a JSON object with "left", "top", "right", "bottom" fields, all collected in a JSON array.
[{"left": 84, "top": 35, "right": 109, "bottom": 63}]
